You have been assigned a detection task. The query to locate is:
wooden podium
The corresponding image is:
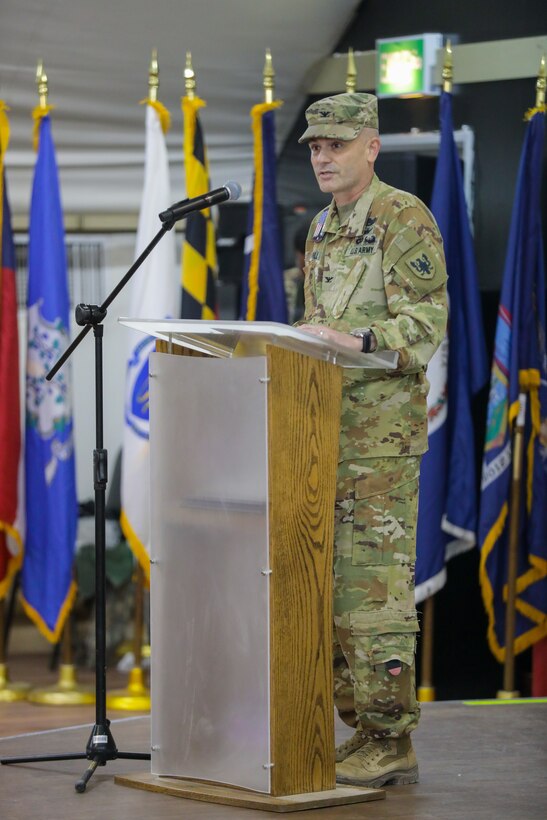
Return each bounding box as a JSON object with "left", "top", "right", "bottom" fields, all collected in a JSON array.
[{"left": 115, "top": 320, "right": 394, "bottom": 811}]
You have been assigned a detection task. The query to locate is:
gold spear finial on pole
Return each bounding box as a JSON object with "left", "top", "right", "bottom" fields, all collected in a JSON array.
[
  {"left": 442, "top": 39, "right": 453, "bottom": 94},
  {"left": 263, "top": 48, "right": 275, "bottom": 104},
  {"left": 535, "top": 54, "right": 546, "bottom": 108},
  {"left": 184, "top": 51, "right": 196, "bottom": 99},
  {"left": 148, "top": 48, "right": 159, "bottom": 101},
  {"left": 346, "top": 47, "right": 357, "bottom": 93},
  {"left": 36, "top": 60, "right": 49, "bottom": 109}
]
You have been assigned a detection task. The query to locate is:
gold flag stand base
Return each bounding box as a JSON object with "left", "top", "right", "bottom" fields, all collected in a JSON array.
[
  {"left": 106, "top": 666, "right": 150, "bottom": 711},
  {"left": 27, "top": 663, "right": 95, "bottom": 705},
  {"left": 0, "top": 662, "right": 31, "bottom": 702},
  {"left": 417, "top": 685, "right": 436, "bottom": 702},
  {"left": 496, "top": 689, "right": 520, "bottom": 700}
]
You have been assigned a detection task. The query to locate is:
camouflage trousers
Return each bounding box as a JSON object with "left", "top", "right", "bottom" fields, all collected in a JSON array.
[{"left": 333, "top": 455, "right": 421, "bottom": 740}]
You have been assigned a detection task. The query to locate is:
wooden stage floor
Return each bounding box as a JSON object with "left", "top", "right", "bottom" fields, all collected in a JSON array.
[{"left": 1, "top": 660, "right": 547, "bottom": 819}]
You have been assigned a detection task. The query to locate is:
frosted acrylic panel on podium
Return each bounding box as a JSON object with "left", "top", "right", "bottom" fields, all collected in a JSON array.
[
  {"left": 149, "top": 352, "right": 271, "bottom": 793},
  {"left": 120, "top": 318, "right": 398, "bottom": 371}
]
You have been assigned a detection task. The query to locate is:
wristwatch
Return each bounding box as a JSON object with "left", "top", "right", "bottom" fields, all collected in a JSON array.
[{"left": 351, "top": 328, "right": 376, "bottom": 354}]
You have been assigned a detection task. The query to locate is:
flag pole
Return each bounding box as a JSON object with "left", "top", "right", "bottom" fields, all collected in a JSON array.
[
  {"left": 0, "top": 96, "right": 30, "bottom": 702},
  {"left": 417, "top": 40, "right": 453, "bottom": 705},
  {"left": 184, "top": 50, "right": 196, "bottom": 99},
  {"left": 531, "top": 53, "right": 547, "bottom": 697},
  {"left": 534, "top": 54, "right": 546, "bottom": 109},
  {"left": 417, "top": 595, "right": 435, "bottom": 702},
  {"left": 107, "top": 51, "right": 163, "bottom": 712},
  {"left": 28, "top": 607, "right": 94, "bottom": 705},
  {"left": 36, "top": 59, "right": 48, "bottom": 108},
  {"left": 498, "top": 58, "right": 545, "bottom": 698},
  {"left": 106, "top": 562, "right": 150, "bottom": 710},
  {"left": 25, "top": 63, "right": 94, "bottom": 706},
  {"left": 345, "top": 47, "right": 357, "bottom": 93},
  {"left": 181, "top": 51, "right": 219, "bottom": 320},
  {"left": 497, "top": 394, "right": 527, "bottom": 698},
  {"left": 264, "top": 47, "right": 275, "bottom": 103},
  {"left": 0, "top": 592, "right": 31, "bottom": 702},
  {"left": 442, "top": 39, "right": 453, "bottom": 93}
]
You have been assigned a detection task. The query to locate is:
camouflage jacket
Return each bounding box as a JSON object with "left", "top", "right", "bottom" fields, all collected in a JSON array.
[{"left": 303, "top": 174, "right": 448, "bottom": 460}]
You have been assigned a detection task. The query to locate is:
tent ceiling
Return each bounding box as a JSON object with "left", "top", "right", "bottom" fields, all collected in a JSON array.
[{"left": 0, "top": 0, "right": 361, "bottom": 216}]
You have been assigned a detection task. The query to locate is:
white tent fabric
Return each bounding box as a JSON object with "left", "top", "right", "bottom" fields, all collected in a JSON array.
[{"left": 0, "top": 0, "right": 360, "bottom": 214}]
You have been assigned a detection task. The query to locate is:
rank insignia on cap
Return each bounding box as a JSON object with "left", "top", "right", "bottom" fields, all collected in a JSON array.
[{"left": 407, "top": 252, "right": 434, "bottom": 279}]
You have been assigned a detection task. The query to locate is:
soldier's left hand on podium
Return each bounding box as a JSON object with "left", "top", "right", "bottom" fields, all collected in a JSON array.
[{"left": 299, "top": 324, "right": 363, "bottom": 352}]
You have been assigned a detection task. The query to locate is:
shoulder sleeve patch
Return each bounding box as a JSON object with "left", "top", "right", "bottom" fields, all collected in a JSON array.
[
  {"left": 391, "top": 240, "right": 447, "bottom": 300},
  {"left": 405, "top": 249, "right": 435, "bottom": 279}
]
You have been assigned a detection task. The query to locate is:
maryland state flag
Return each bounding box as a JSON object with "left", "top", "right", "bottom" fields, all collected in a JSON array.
[
  {"left": 415, "top": 90, "right": 488, "bottom": 601},
  {"left": 180, "top": 95, "right": 217, "bottom": 318},
  {"left": 479, "top": 105, "right": 547, "bottom": 661},
  {"left": 21, "top": 108, "right": 78, "bottom": 642},
  {"left": 0, "top": 102, "right": 22, "bottom": 599},
  {"left": 120, "top": 98, "right": 178, "bottom": 579},
  {"left": 240, "top": 101, "right": 287, "bottom": 322}
]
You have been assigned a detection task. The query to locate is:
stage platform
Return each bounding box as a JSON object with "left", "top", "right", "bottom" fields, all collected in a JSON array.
[{"left": 1, "top": 700, "right": 546, "bottom": 818}]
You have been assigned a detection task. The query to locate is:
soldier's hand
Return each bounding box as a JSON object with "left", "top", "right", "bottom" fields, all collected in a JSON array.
[{"left": 299, "top": 324, "right": 363, "bottom": 352}]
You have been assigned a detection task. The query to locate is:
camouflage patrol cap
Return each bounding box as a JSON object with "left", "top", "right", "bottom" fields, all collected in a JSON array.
[{"left": 298, "top": 92, "right": 378, "bottom": 143}]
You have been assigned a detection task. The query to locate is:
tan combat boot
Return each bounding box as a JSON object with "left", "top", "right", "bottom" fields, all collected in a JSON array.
[
  {"left": 335, "top": 730, "right": 367, "bottom": 762},
  {"left": 335, "top": 736, "right": 419, "bottom": 788}
]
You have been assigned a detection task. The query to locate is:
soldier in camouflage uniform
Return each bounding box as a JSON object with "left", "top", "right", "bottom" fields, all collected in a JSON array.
[{"left": 297, "top": 93, "right": 448, "bottom": 788}]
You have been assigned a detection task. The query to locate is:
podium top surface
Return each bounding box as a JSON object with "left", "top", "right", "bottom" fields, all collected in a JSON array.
[{"left": 119, "top": 319, "right": 398, "bottom": 370}]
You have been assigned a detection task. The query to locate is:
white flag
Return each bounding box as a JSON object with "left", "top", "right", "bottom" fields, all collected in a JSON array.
[{"left": 120, "top": 102, "right": 178, "bottom": 578}]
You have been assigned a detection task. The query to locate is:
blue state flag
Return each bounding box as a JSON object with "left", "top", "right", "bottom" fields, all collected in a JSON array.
[
  {"left": 21, "top": 111, "right": 78, "bottom": 642},
  {"left": 479, "top": 107, "right": 547, "bottom": 661},
  {"left": 240, "top": 101, "right": 287, "bottom": 323},
  {"left": 416, "top": 90, "right": 489, "bottom": 601}
]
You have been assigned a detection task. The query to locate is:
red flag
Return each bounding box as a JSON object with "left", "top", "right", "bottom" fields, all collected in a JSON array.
[
  {"left": 0, "top": 172, "right": 22, "bottom": 598},
  {"left": 0, "top": 101, "right": 22, "bottom": 598}
]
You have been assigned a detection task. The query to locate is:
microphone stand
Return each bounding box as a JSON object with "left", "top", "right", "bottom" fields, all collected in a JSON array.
[{"left": 1, "top": 211, "right": 178, "bottom": 792}]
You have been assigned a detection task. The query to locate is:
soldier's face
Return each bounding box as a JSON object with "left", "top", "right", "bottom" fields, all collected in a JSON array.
[{"left": 308, "top": 130, "right": 380, "bottom": 205}]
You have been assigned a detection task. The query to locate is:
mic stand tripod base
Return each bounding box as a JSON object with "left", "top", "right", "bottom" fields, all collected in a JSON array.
[
  {"left": 27, "top": 664, "right": 95, "bottom": 706},
  {"left": 106, "top": 667, "right": 151, "bottom": 711},
  {"left": 0, "top": 663, "right": 32, "bottom": 702}
]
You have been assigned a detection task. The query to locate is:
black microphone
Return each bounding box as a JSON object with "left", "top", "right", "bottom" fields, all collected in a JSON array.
[{"left": 159, "top": 181, "right": 242, "bottom": 225}]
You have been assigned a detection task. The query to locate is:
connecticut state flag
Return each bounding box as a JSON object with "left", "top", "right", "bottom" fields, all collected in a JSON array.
[
  {"left": 21, "top": 110, "right": 78, "bottom": 642},
  {"left": 478, "top": 106, "right": 547, "bottom": 661},
  {"left": 240, "top": 101, "right": 287, "bottom": 322}
]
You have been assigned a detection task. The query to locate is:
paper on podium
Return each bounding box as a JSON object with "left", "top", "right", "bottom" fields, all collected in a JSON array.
[{"left": 118, "top": 318, "right": 398, "bottom": 370}]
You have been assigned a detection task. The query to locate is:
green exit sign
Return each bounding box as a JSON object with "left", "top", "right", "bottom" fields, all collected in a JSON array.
[{"left": 376, "top": 34, "right": 443, "bottom": 98}]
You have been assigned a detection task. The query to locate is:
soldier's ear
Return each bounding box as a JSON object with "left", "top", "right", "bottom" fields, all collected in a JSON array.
[{"left": 366, "top": 136, "right": 381, "bottom": 163}]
